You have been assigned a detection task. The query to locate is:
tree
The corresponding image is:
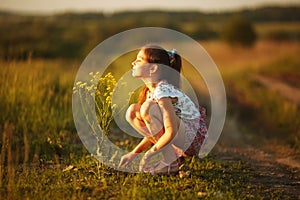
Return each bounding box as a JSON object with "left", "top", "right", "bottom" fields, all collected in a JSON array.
[{"left": 222, "top": 15, "right": 257, "bottom": 47}]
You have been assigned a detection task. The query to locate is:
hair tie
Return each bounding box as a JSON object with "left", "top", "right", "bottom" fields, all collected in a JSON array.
[{"left": 167, "top": 49, "right": 177, "bottom": 64}]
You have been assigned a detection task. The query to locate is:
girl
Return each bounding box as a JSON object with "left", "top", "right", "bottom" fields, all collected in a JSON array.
[{"left": 119, "top": 45, "right": 207, "bottom": 174}]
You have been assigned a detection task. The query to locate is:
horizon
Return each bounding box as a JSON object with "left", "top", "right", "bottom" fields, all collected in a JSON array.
[{"left": 0, "top": 0, "right": 300, "bottom": 15}]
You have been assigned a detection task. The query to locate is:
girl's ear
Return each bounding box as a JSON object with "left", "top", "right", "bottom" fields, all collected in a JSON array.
[{"left": 150, "top": 64, "right": 158, "bottom": 74}]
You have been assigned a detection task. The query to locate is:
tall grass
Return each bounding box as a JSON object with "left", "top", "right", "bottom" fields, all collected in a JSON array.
[{"left": 0, "top": 60, "right": 79, "bottom": 166}]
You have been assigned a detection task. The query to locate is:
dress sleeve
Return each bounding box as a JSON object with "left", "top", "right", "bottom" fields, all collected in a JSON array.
[{"left": 153, "top": 83, "right": 178, "bottom": 101}]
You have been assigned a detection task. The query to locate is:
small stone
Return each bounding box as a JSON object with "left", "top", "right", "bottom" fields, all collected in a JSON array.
[{"left": 197, "top": 192, "right": 208, "bottom": 197}]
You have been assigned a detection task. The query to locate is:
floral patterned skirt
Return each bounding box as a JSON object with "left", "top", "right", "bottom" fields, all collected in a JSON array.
[{"left": 181, "top": 107, "right": 208, "bottom": 157}]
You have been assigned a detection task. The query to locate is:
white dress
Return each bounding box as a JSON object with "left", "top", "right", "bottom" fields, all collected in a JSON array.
[{"left": 148, "top": 80, "right": 207, "bottom": 156}]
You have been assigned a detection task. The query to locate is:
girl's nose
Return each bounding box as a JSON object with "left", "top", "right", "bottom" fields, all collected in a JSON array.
[{"left": 132, "top": 60, "right": 136, "bottom": 66}]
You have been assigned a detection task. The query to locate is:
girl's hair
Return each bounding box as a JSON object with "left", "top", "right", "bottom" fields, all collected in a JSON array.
[{"left": 137, "top": 44, "right": 182, "bottom": 104}]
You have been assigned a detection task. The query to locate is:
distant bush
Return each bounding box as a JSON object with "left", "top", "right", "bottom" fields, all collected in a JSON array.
[{"left": 222, "top": 15, "right": 257, "bottom": 47}]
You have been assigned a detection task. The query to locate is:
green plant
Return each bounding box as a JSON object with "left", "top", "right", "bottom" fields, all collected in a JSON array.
[{"left": 73, "top": 72, "right": 117, "bottom": 157}]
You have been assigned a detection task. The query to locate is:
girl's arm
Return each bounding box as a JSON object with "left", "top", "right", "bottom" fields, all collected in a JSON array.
[
  {"left": 132, "top": 137, "right": 153, "bottom": 153},
  {"left": 151, "top": 97, "right": 179, "bottom": 151}
]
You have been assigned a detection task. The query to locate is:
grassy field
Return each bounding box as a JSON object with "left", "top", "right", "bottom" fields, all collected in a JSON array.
[
  {"left": 2, "top": 154, "right": 289, "bottom": 200},
  {"left": 201, "top": 40, "right": 300, "bottom": 148},
  {"left": 0, "top": 38, "right": 300, "bottom": 199}
]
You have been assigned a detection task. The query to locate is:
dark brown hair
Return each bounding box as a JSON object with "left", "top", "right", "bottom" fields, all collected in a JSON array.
[{"left": 137, "top": 44, "right": 182, "bottom": 104}]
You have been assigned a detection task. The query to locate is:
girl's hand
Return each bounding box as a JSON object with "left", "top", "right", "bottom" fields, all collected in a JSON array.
[
  {"left": 119, "top": 152, "right": 138, "bottom": 167},
  {"left": 139, "top": 148, "right": 158, "bottom": 171}
]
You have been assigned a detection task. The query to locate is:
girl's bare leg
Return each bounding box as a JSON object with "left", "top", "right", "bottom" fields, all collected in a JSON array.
[
  {"left": 126, "top": 102, "right": 164, "bottom": 143},
  {"left": 127, "top": 100, "right": 186, "bottom": 166}
]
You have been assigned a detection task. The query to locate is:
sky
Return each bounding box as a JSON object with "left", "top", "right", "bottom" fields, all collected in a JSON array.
[{"left": 0, "top": 0, "right": 299, "bottom": 14}]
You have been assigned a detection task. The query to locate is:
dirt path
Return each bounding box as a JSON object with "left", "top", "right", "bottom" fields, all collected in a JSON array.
[
  {"left": 216, "top": 115, "right": 300, "bottom": 198},
  {"left": 254, "top": 75, "right": 300, "bottom": 106},
  {"left": 214, "top": 143, "right": 300, "bottom": 199}
]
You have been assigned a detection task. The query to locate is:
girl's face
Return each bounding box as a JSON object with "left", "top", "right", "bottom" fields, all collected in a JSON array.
[{"left": 131, "top": 49, "right": 151, "bottom": 78}]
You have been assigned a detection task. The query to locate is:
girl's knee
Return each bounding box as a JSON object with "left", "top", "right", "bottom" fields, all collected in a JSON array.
[
  {"left": 140, "top": 100, "right": 162, "bottom": 122},
  {"left": 125, "top": 104, "right": 140, "bottom": 123}
]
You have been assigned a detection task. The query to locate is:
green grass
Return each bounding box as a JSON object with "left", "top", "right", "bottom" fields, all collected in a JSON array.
[{"left": 1, "top": 155, "right": 281, "bottom": 200}]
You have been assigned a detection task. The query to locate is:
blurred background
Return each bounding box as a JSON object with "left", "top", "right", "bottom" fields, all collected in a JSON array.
[{"left": 0, "top": 0, "right": 299, "bottom": 172}]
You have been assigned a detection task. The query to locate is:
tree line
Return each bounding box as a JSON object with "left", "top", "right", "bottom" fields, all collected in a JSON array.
[{"left": 0, "top": 6, "right": 299, "bottom": 60}]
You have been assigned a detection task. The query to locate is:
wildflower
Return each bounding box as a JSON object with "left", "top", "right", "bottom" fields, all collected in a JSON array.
[
  {"left": 111, "top": 104, "right": 117, "bottom": 110},
  {"left": 79, "top": 82, "right": 87, "bottom": 88},
  {"left": 106, "top": 96, "right": 111, "bottom": 104},
  {"left": 87, "top": 86, "right": 93, "bottom": 91},
  {"left": 73, "top": 71, "right": 118, "bottom": 136}
]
